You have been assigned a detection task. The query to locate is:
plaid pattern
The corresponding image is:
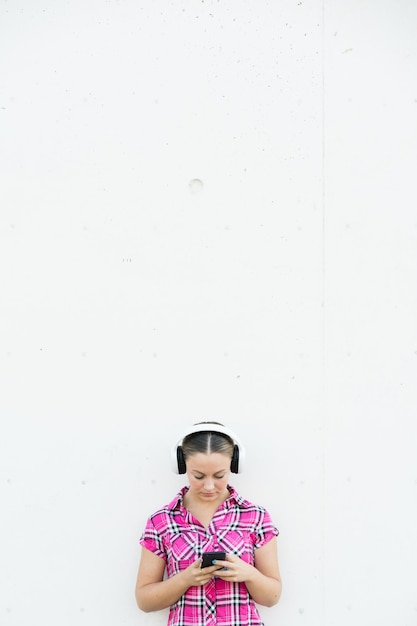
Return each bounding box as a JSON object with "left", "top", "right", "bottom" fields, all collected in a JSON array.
[{"left": 140, "top": 485, "right": 279, "bottom": 626}]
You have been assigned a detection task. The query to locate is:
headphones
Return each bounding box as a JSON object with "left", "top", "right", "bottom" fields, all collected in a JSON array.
[{"left": 171, "top": 422, "right": 246, "bottom": 474}]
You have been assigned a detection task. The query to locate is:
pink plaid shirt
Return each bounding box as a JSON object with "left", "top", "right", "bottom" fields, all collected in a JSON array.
[{"left": 139, "top": 485, "right": 279, "bottom": 626}]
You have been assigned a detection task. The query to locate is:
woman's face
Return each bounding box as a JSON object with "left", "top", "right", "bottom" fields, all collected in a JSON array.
[{"left": 186, "top": 452, "right": 231, "bottom": 503}]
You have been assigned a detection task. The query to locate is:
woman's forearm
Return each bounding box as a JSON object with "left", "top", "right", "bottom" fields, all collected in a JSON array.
[
  {"left": 245, "top": 568, "right": 282, "bottom": 607},
  {"left": 136, "top": 571, "right": 190, "bottom": 612}
]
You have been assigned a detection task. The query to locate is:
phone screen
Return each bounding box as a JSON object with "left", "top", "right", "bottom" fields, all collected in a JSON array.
[{"left": 201, "top": 551, "right": 226, "bottom": 568}]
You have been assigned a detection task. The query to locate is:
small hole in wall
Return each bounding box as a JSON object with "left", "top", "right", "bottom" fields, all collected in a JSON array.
[{"left": 189, "top": 178, "right": 204, "bottom": 194}]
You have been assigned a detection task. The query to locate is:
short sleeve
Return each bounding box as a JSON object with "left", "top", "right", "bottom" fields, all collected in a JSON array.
[
  {"left": 252, "top": 508, "right": 279, "bottom": 550},
  {"left": 139, "top": 516, "right": 167, "bottom": 561}
]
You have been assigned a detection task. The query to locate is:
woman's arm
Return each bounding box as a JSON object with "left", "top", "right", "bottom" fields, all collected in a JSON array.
[
  {"left": 247, "top": 537, "right": 282, "bottom": 606},
  {"left": 135, "top": 547, "right": 221, "bottom": 612},
  {"left": 214, "top": 537, "right": 282, "bottom": 607}
]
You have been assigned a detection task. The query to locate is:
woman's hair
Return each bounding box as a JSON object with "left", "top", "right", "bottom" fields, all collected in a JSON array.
[{"left": 181, "top": 421, "right": 234, "bottom": 462}]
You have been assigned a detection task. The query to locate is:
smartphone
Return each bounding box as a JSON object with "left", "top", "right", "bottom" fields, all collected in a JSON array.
[{"left": 201, "top": 551, "right": 226, "bottom": 568}]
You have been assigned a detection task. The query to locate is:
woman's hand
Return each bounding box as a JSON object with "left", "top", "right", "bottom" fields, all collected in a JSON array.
[
  {"left": 183, "top": 559, "right": 226, "bottom": 587},
  {"left": 209, "top": 553, "right": 256, "bottom": 583},
  {"left": 213, "top": 540, "right": 282, "bottom": 607},
  {"left": 136, "top": 550, "right": 228, "bottom": 612}
]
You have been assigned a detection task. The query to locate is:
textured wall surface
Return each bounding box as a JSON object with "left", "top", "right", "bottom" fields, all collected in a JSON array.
[{"left": 1, "top": 1, "right": 416, "bottom": 625}]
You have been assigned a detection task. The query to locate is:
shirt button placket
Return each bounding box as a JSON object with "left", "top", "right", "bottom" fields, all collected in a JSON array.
[{"left": 205, "top": 578, "right": 217, "bottom": 626}]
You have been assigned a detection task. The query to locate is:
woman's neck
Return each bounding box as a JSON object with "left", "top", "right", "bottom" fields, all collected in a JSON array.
[{"left": 183, "top": 488, "right": 229, "bottom": 518}]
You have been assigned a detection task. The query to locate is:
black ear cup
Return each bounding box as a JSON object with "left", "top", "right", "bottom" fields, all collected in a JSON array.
[
  {"left": 177, "top": 447, "right": 186, "bottom": 474},
  {"left": 231, "top": 445, "right": 239, "bottom": 474}
]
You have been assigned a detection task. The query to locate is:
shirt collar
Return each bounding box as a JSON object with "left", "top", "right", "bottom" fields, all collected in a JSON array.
[
  {"left": 167, "top": 486, "right": 189, "bottom": 511},
  {"left": 167, "top": 484, "right": 250, "bottom": 511}
]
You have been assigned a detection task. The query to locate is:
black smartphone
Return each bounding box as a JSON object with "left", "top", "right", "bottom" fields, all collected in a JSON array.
[{"left": 201, "top": 551, "right": 226, "bottom": 568}]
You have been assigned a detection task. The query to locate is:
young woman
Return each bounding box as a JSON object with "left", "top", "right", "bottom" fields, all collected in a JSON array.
[{"left": 135, "top": 422, "right": 282, "bottom": 625}]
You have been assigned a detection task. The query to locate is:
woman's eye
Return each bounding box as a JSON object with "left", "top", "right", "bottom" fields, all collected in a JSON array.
[{"left": 194, "top": 475, "right": 225, "bottom": 480}]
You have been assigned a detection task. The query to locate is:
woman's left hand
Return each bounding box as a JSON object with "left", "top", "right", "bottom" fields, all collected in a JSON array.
[{"left": 211, "top": 553, "right": 256, "bottom": 584}]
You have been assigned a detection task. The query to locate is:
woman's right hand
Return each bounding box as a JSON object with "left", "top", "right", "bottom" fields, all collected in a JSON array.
[
  {"left": 136, "top": 549, "right": 222, "bottom": 613},
  {"left": 183, "top": 559, "right": 221, "bottom": 587}
]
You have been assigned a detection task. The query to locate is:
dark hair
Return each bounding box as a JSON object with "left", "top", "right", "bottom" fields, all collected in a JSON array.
[{"left": 181, "top": 421, "right": 234, "bottom": 462}]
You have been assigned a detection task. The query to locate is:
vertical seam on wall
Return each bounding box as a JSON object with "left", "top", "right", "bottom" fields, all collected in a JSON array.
[{"left": 321, "top": 0, "right": 326, "bottom": 623}]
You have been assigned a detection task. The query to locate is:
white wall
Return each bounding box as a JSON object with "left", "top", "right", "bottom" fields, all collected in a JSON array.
[{"left": 1, "top": 1, "right": 416, "bottom": 625}]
